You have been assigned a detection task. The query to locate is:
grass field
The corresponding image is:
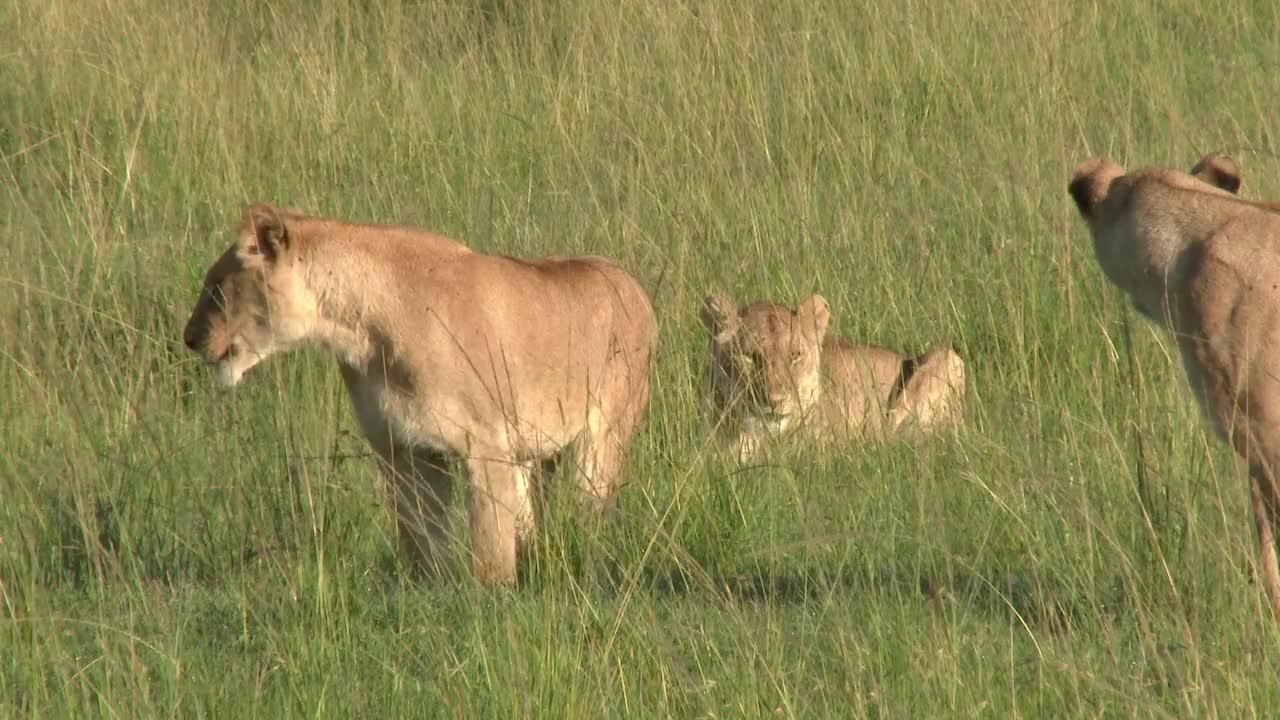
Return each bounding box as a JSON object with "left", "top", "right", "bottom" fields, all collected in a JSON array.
[{"left": 5, "top": 0, "right": 1280, "bottom": 715}]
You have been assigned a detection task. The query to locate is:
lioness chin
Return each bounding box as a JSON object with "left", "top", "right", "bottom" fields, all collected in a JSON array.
[
  {"left": 182, "top": 203, "right": 657, "bottom": 584},
  {"left": 700, "top": 292, "right": 965, "bottom": 461},
  {"left": 1069, "top": 155, "right": 1280, "bottom": 618}
]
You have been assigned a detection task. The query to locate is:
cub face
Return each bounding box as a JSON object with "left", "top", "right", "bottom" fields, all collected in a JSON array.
[
  {"left": 701, "top": 293, "right": 830, "bottom": 425},
  {"left": 182, "top": 204, "right": 314, "bottom": 388}
]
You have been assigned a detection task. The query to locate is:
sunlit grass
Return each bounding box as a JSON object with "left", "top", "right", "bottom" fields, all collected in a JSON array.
[{"left": 4, "top": 0, "right": 1280, "bottom": 715}]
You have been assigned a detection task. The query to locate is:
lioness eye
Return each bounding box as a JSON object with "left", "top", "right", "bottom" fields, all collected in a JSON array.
[{"left": 207, "top": 285, "right": 227, "bottom": 307}]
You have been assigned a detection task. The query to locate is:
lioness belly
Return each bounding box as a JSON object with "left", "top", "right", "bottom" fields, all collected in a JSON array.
[
  {"left": 343, "top": 367, "right": 590, "bottom": 460},
  {"left": 344, "top": 373, "right": 456, "bottom": 454}
]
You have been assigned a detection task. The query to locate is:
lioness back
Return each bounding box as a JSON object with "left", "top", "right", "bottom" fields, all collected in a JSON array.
[{"left": 819, "top": 338, "right": 908, "bottom": 434}]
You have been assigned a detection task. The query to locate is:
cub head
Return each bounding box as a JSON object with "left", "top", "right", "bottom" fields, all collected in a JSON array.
[
  {"left": 182, "top": 203, "right": 315, "bottom": 388},
  {"left": 701, "top": 292, "right": 830, "bottom": 423},
  {"left": 1189, "top": 152, "right": 1241, "bottom": 194}
]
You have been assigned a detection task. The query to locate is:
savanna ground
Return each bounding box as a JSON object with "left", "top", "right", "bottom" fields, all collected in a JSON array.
[{"left": 4, "top": 0, "right": 1280, "bottom": 716}]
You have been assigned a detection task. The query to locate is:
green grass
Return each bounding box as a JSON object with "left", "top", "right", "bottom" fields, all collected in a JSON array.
[{"left": 5, "top": 0, "right": 1280, "bottom": 715}]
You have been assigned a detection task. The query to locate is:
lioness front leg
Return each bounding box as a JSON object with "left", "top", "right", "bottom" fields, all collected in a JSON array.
[
  {"left": 383, "top": 446, "right": 456, "bottom": 577},
  {"left": 466, "top": 456, "right": 527, "bottom": 584}
]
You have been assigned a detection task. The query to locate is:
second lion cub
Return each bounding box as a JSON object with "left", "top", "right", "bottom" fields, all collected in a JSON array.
[{"left": 701, "top": 292, "right": 965, "bottom": 461}]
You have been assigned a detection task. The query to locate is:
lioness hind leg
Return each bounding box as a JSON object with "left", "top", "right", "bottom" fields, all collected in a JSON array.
[
  {"left": 887, "top": 346, "right": 967, "bottom": 434},
  {"left": 573, "top": 394, "right": 647, "bottom": 511},
  {"left": 573, "top": 414, "right": 626, "bottom": 510},
  {"left": 1249, "top": 465, "right": 1280, "bottom": 619},
  {"left": 573, "top": 350, "right": 651, "bottom": 508},
  {"left": 384, "top": 446, "right": 456, "bottom": 578},
  {"left": 466, "top": 456, "right": 526, "bottom": 584},
  {"left": 513, "top": 459, "right": 539, "bottom": 543}
]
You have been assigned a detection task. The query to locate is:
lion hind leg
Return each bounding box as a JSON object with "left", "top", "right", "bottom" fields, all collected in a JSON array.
[
  {"left": 1249, "top": 464, "right": 1280, "bottom": 619},
  {"left": 513, "top": 459, "right": 540, "bottom": 543},
  {"left": 571, "top": 408, "right": 628, "bottom": 510},
  {"left": 572, "top": 351, "right": 651, "bottom": 509},
  {"left": 466, "top": 455, "right": 526, "bottom": 584},
  {"left": 573, "top": 381, "right": 650, "bottom": 510},
  {"left": 887, "top": 346, "right": 966, "bottom": 434}
]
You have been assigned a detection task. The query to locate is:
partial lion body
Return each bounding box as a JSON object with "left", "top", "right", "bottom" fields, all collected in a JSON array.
[
  {"left": 1070, "top": 155, "right": 1280, "bottom": 618},
  {"left": 183, "top": 204, "right": 657, "bottom": 583},
  {"left": 700, "top": 293, "right": 965, "bottom": 461}
]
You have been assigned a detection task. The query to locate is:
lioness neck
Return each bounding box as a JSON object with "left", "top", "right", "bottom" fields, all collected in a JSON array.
[{"left": 289, "top": 217, "right": 472, "bottom": 369}]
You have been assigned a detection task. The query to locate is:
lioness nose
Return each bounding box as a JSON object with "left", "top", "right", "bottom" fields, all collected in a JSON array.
[{"left": 182, "top": 323, "right": 198, "bottom": 351}]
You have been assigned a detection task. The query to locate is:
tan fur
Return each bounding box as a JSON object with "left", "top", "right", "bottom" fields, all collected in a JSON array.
[
  {"left": 1190, "top": 152, "right": 1280, "bottom": 211},
  {"left": 1069, "top": 157, "right": 1280, "bottom": 618},
  {"left": 700, "top": 292, "right": 965, "bottom": 461},
  {"left": 182, "top": 203, "right": 658, "bottom": 583},
  {"left": 1189, "top": 153, "right": 1242, "bottom": 195}
]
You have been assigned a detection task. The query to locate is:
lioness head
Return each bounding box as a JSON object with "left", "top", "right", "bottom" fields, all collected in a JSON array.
[
  {"left": 182, "top": 203, "right": 316, "bottom": 388},
  {"left": 701, "top": 292, "right": 830, "bottom": 424},
  {"left": 1070, "top": 154, "right": 1243, "bottom": 223}
]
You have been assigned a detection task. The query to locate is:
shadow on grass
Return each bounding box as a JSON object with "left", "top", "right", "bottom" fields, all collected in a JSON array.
[
  {"left": 625, "top": 564, "right": 1131, "bottom": 633},
  {"left": 18, "top": 487, "right": 1131, "bottom": 637}
]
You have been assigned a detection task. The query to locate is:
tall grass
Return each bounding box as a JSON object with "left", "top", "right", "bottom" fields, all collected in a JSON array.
[{"left": 4, "top": 0, "right": 1280, "bottom": 715}]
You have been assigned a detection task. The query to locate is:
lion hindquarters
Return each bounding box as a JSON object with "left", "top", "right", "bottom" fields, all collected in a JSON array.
[{"left": 886, "top": 346, "right": 966, "bottom": 435}]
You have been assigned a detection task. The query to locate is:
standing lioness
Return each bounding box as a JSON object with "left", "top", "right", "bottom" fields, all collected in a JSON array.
[
  {"left": 182, "top": 203, "right": 657, "bottom": 583},
  {"left": 1069, "top": 156, "right": 1280, "bottom": 618},
  {"left": 701, "top": 292, "right": 965, "bottom": 461}
]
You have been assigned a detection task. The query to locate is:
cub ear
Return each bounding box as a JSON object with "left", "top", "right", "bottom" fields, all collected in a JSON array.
[
  {"left": 700, "top": 292, "right": 739, "bottom": 342},
  {"left": 1067, "top": 157, "right": 1124, "bottom": 219},
  {"left": 1189, "top": 152, "right": 1241, "bottom": 194},
  {"left": 797, "top": 294, "right": 831, "bottom": 340},
  {"left": 239, "top": 203, "right": 289, "bottom": 261}
]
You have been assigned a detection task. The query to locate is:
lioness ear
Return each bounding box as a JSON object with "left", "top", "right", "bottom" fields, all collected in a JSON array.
[
  {"left": 1067, "top": 157, "right": 1124, "bottom": 218},
  {"left": 798, "top": 294, "right": 830, "bottom": 340},
  {"left": 700, "top": 292, "right": 739, "bottom": 342},
  {"left": 240, "top": 203, "right": 289, "bottom": 261},
  {"left": 1190, "top": 153, "right": 1241, "bottom": 194}
]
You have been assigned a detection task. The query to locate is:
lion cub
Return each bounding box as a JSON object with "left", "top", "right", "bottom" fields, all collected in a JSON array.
[
  {"left": 182, "top": 204, "right": 657, "bottom": 584},
  {"left": 700, "top": 292, "right": 965, "bottom": 461},
  {"left": 1069, "top": 155, "right": 1280, "bottom": 618}
]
